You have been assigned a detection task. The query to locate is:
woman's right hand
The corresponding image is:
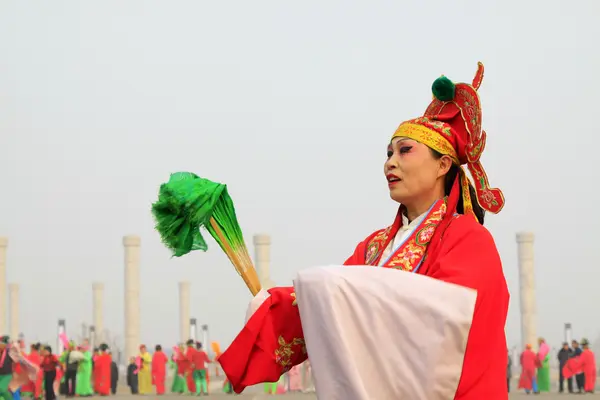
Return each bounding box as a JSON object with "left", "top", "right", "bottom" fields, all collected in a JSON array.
[{"left": 245, "top": 289, "right": 271, "bottom": 323}]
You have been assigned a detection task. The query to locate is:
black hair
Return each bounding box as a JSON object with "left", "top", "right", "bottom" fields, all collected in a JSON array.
[
  {"left": 196, "top": 341, "right": 203, "bottom": 350},
  {"left": 44, "top": 345, "right": 52, "bottom": 354},
  {"left": 431, "top": 149, "right": 485, "bottom": 225},
  {"left": 155, "top": 344, "right": 162, "bottom": 351},
  {"left": 186, "top": 339, "right": 195, "bottom": 346}
]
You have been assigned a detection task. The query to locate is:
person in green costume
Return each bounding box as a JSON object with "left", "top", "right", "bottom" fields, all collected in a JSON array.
[
  {"left": 75, "top": 341, "right": 93, "bottom": 397},
  {"left": 170, "top": 344, "right": 189, "bottom": 394},
  {"left": 536, "top": 338, "right": 551, "bottom": 393}
]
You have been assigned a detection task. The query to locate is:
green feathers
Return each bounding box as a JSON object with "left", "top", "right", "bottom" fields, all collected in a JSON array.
[
  {"left": 151, "top": 172, "right": 245, "bottom": 258},
  {"left": 432, "top": 76, "right": 455, "bottom": 102}
]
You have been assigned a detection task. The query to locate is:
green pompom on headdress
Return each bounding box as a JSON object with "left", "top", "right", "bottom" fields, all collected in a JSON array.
[{"left": 432, "top": 76, "right": 456, "bottom": 102}]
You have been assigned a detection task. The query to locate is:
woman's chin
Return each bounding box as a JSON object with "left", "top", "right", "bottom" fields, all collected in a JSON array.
[{"left": 389, "top": 191, "right": 406, "bottom": 204}]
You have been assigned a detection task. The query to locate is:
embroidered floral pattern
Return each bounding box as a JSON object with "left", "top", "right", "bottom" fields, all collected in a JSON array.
[
  {"left": 386, "top": 203, "right": 446, "bottom": 271},
  {"left": 363, "top": 226, "right": 391, "bottom": 265},
  {"left": 394, "top": 122, "right": 459, "bottom": 163},
  {"left": 274, "top": 336, "right": 306, "bottom": 372},
  {"left": 365, "top": 242, "right": 380, "bottom": 265},
  {"left": 364, "top": 201, "right": 447, "bottom": 272},
  {"left": 290, "top": 292, "right": 297, "bottom": 306}
]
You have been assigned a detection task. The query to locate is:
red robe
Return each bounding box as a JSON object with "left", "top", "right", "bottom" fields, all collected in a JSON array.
[
  {"left": 219, "top": 211, "right": 509, "bottom": 399},
  {"left": 184, "top": 347, "right": 197, "bottom": 393},
  {"left": 563, "top": 356, "right": 582, "bottom": 379},
  {"left": 581, "top": 349, "right": 596, "bottom": 392},
  {"left": 518, "top": 350, "right": 537, "bottom": 390},
  {"left": 92, "top": 354, "right": 100, "bottom": 393},
  {"left": 21, "top": 350, "right": 42, "bottom": 397},
  {"left": 94, "top": 353, "right": 112, "bottom": 395},
  {"left": 151, "top": 351, "right": 168, "bottom": 394}
]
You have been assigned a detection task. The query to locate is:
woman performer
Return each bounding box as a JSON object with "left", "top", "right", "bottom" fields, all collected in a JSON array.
[
  {"left": 518, "top": 344, "right": 538, "bottom": 394},
  {"left": 40, "top": 346, "right": 61, "bottom": 400},
  {"left": 219, "top": 63, "right": 509, "bottom": 399},
  {"left": 536, "top": 338, "right": 551, "bottom": 392},
  {"left": 580, "top": 338, "right": 596, "bottom": 393},
  {"left": 93, "top": 344, "right": 112, "bottom": 396},
  {"left": 21, "top": 343, "right": 43, "bottom": 399},
  {"left": 75, "top": 344, "right": 93, "bottom": 396},
  {"left": 170, "top": 344, "right": 189, "bottom": 394},
  {"left": 137, "top": 345, "right": 153, "bottom": 395}
]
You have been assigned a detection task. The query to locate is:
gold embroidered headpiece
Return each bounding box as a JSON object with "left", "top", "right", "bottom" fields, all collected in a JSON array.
[{"left": 392, "top": 62, "right": 504, "bottom": 215}]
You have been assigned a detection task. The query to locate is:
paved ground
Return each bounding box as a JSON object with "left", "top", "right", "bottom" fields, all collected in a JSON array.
[{"left": 81, "top": 392, "right": 596, "bottom": 398}]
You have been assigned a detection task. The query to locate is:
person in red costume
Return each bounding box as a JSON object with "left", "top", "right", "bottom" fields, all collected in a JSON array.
[
  {"left": 21, "top": 343, "right": 43, "bottom": 399},
  {"left": 183, "top": 340, "right": 197, "bottom": 394},
  {"left": 218, "top": 62, "right": 509, "bottom": 400},
  {"left": 518, "top": 344, "right": 538, "bottom": 394},
  {"left": 151, "top": 345, "right": 168, "bottom": 395},
  {"left": 580, "top": 338, "right": 596, "bottom": 393},
  {"left": 94, "top": 344, "right": 112, "bottom": 396}
]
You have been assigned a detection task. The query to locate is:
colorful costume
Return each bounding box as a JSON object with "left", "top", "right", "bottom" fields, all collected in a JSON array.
[
  {"left": 518, "top": 346, "right": 538, "bottom": 393},
  {"left": 189, "top": 347, "right": 210, "bottom": 395},
  {"left": 151, "top": 350, "right": 168, "bottom": 395},
  {"left": 137, "top": 348, "right": 153, "bottom": 394},
  {"left": 75, "top": 348, "right": 93, "bottom": 396},
  {"left": 536, "top": 341, "right": 550, "bottom": 393},
  {"left": 93, "top": 351, "right": 111, "bottom": 396},
  {"left": 219, "top": 63, "right": 509, "bottom": 399},
  {"left": 581, "top": 339, "right": 596, "bottom": 393},
  {"left": 20, "top": 347, "right": 42, "bottom": 399}
]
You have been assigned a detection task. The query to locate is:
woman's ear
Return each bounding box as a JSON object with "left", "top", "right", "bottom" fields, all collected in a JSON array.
[{"left": 437, "top": 155, "right": 453, "bottom": 178}]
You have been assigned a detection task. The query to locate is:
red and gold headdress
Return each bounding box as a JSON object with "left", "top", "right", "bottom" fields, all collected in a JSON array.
[{"left": 392, "top": 62, "right": 504, "bottom": 216}]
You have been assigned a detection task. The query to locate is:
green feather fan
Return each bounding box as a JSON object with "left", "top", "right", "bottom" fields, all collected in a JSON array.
[{"left": 151, "top": 172, "right": 261, "bottom": 295}]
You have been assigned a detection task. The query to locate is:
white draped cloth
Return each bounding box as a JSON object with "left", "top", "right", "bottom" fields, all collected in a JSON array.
[{"left": 293, "top": 265, "right": 477, "bottom": 400}]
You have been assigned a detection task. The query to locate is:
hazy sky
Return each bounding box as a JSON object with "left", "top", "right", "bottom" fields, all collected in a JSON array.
[{"left": 2, "top": 1, "right": 599, "bottom": 351}]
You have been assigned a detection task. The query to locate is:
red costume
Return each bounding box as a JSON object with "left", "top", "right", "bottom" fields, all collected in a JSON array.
[
  {"left": 581, "top": 348, "right": 596, "bottom": 392},
  {"left": 184, "top": 347, "right": 197, "bottom": 393},
  {"left": 22, "top": 348, "right": 42, "bottom": 398},
  {"left": 218, "top": 63, "right": 509, "bottom": 399},
  {"left": 518, "top": 348, "right": 537, "bottom": 391},
  {"left": 94, "top": 353, "right": 112, "bottom": 395},
  {"left": 151, "top": 350, "right": 168, "bottom": 394}
]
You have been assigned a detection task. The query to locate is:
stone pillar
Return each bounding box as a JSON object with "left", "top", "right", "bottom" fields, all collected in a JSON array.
[
  {"left": 92, "top": 282, "right": 104, "bottom": 343},
  {"left": 0, "top": 238, "right": 8, "bottom": 335},
  {"left": 8, "top": 284, "right": 18, "bottom": 340},
  {"left": 57, "top": 319, "right": 66, "bottom": 355},
  {"left": 253, "top": 234, "right": 275, "bottom": 289},
  {"left": 123, "top": 235, "right": 141, "bottom": 361},
  {"left": 179, "top": 281, "right": 191, "bottom": 343},
  {"left": 517, "top": 232, "right": 537, "bottom": 349},
  {"left": 189, "top": 318, "right": 198, "bottom": 342},
  {"left": 201, "top": 324, "right": 209, "bottom": 350}
]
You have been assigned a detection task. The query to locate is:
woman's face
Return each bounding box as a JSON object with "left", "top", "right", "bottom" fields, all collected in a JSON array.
[{"left": 384, "top": 137, "right": 451, "bottom": 207}]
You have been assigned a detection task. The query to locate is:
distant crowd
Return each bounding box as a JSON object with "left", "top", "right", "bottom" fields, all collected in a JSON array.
[{"left": 508, "top": 338, "right": 596, "bottom": 394}]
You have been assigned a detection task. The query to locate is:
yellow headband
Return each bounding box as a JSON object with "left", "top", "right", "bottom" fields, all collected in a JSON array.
[
  {"left": 392, "top": 122, "right": 459, "bottom": 164},
  {"left": 391, "top": 121, "right": 475, "bottom": 218}
]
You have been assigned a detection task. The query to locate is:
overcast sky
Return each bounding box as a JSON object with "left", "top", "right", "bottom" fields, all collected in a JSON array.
[{"left": 1, "top": 0, "right": 599, "bottom": 352}]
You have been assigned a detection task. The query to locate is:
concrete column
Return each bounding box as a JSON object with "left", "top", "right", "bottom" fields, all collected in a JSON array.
[
  {"left": 517, "top": 232, "right": 537, "bottom": 349},
  {"left": 253, "top": 234, "right": 275, "bottom": 289},
  {"left": 189, "top": 318, "right": 198, "bottom": 342},
  {"left": 201, "top": 324, "right": 209, "bottom": 349},
  {"left": 123, "top": 235, "right": 141, "bottom": 360},
  {"left": 57, "top": 319, "right": 66, "bottom": 355},
  {"left": 0, "top": 238, "right": 8, "bottom": 335},
  {"left": 8, "top": 284, "right": 18, "bottom": 340},
  {"left": 179, "top": 281, "right": 191, "bottom": 343},
  {"left": 92, "top": 282, "right": 104, "bottom": 344}
]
